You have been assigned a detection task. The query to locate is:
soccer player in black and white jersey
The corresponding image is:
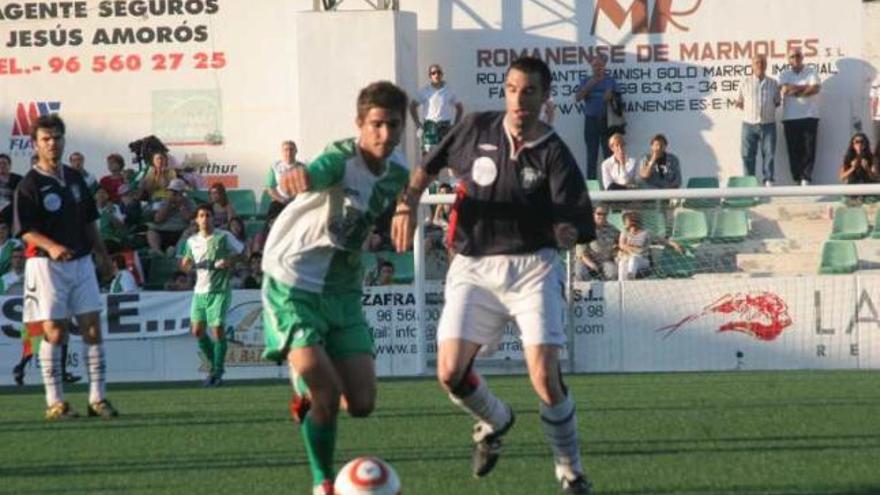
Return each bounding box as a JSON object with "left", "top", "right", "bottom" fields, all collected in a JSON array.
[
  {"left": 13, "top": 114, "right": 118, "bottom": 420},
  {"left": 392, "top": 56, "right": 595, "bottom": 494}
]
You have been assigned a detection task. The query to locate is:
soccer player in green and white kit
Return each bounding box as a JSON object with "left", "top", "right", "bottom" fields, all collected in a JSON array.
[
  {"left": 261, "top": 81, "right": 409, "bottom": 495},
  {"left": 181, "top": 204, "right": 244, "bottom": 387}
]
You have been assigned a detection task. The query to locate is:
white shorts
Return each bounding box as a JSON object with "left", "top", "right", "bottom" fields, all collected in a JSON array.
[
  {"left": 23, "top": 256, "right": 102, "bottom": 323},
  {"left": 437, "top": 248, "right": 566, "bottom": 348}
]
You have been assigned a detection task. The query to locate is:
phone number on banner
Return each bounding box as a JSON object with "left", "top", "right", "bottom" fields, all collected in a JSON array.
[{"left": 0, "top": 52, "right": 226, "bottom": 76}]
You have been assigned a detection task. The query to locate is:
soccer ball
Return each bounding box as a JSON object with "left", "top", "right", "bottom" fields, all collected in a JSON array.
[{"left": 334, "top": 456, "right": 401, "bottom": 495}]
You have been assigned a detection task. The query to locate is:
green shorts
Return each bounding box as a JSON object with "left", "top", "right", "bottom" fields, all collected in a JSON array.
[
  {"left": 190, "top": 292, "right": 232, "bottom": 329},
  {"left": 261, "top": 276, "right": 373, "bottom": 362}
]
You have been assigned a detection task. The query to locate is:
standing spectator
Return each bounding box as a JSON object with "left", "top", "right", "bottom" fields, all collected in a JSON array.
[
  {"left": 68, "top": 151, "right": 98, "bottom": 194},
  {"left": 638, "top": 134, "right": 682, "bottom": 189},
  {"left": 736, "top": 54, "right": 781, "bottom": 186},
  {"left": 99, "top": 153, "right": 127, "bottom": 203},
  {"left": 838, "top": 133, "right": 877, "bottom": 184},
  {"left": 410, "top": 64, "right": 464, "bottom": 155},
  {"left": 0, "top": 153, "right": 23, "bottom": 225},
  {"left": 108, "top": 254, "right": 139, "bottom": 293},
  {"left": 575, "top": 205, "right": 619, "bottom": 281},
  {"left": 208, "top": 182, "right": 238, "bottom": 229},
  {"left": 265, "top": 140, "right": 305, "bottom": 220},
  {"left": 601, "top": 133, "right": 637, "bottom": 190},
  {"left": 780, "top": 49, "right": 822, "bottom": 186},
  {"left": 391, "top": 57, "right": 594, "bottom": 494},
  {"left": 146, "top": 178, "right": 195, "bottom": 256},
  {"left": 14, "top": 114, "right": 116, "bottom": 420},
  {"left": 575, "top": 56, "right": 619, "bottom": 180},
  {"left": 141, "top": 150, "right": 177, "bottom": 202}
]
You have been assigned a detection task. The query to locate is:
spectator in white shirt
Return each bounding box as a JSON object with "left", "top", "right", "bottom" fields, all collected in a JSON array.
[
  {"left": 601, "top": 133, "right": 637, "bottom": 190},
  {"left": 736, "top": 54, "right": 780, "bottom": 186},
  {"left": 410, "top": 64, "right": 463, "bottom": 154},
  {"left": 780, "top": 49, "right": 821, "bottom": 186}
]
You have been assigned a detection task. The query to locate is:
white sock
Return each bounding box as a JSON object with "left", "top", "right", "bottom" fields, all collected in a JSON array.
[
  {"left": 39, "top": 341, "right": 63, "bottom": 406},
  {"left": 85, "top": 343, "right": 106, "bottom": 404},
  {"left": 540, "top": 393, "right": 584, "bottom": 482},
  {"left": 448, "top": 374, "right": 511, "bottom": 438}
]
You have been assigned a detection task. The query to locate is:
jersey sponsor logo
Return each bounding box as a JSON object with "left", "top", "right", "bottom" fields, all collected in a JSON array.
[
  {"left": 471, "top": 156, "right": 498, "bottom": 187},
  {"left": 9, "top": 101, "right": 62, "bottom": 155},
  {"left": 42, "top": 192, "right": 62, "bottom": 212},
  {"left": 71, "top": 184, "right": 82, "bottom": 202},
  {"left": 520, "top": 165, "right": 545, "bottom": 191},
  {"left": 478, "top": 143, "right": 498, "bottom": 151}
]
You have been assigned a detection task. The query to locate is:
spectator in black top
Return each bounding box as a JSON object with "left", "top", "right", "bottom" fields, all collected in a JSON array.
[
  {"left": 839, "top": 133, "right": 878, "bottom": 185},
  {"left": 0, "top": 153, "right": 23, "bottom": 225},
  {"left": 392, "top": 56, "right": 593, "bottom": 494},
  {"left": 13, "top": 113, "right": 118, "bottom": 420},
  {"left": 638, "top": 134, "right": 682, "bottom": 189}
]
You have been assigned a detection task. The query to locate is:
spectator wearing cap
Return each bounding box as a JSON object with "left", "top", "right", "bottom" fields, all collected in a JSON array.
[{"left": 146, "top": 178, "right": 195, "bottom": 256}]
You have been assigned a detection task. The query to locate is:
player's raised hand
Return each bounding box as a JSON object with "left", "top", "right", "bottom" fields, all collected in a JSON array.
[
  {"left": 279, "top": 165, "right": 310, "bottom": 196},
  {"left": 391, "top": 203, "right": 416, "bottom": 253}
]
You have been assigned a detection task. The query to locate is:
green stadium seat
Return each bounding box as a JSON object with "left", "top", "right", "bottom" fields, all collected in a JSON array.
[
  {"left": 722, "top": 175, "right": 760, "bottom": 208},
  {"left": 258, "top": 190, "right": 273, "bottom": 218},
  {"left": 228, "top": 189, "right": 258, "bottom": 218},
  {"left": 818, "top": 240, "right": 858, "bottom": 274},
  {"left": 829, "top": 206, "right": 869, "bottom": 240},
  {"left": 244, "top": 219, "right": 265, "bottom": 240},
  {"left": 189, "top": 190, "right": 209, "bottom": 204},
  {"left": 586, "top": 179, "right": 601, "bottom": 192},
  {"left": 654, "top": 246, "right": 696, "bottom": 278},
  {"left": 607, "top": 211, "right": 625, "bottom": 232},
  {"left": 683, "top": 176, "right": 720, "bottom": 209},
  {"left": 710, "top": 208, "right": 749, "bottom": 243},
  {"left": 671, "top": 209, "right": 708, "bottom": 244},
  {"left": 640, "top": 209, "right": 667, "bottom": 238},
  {"left": 871, "top": 209, "right": 880, "bottom": 239},
  {"left": 145, "top": 255, "right": 180, "bottom": 290}
]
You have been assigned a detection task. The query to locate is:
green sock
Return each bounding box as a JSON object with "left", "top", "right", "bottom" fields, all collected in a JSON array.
[
  {"left": 197, "top": 335, "right": 214, "bottom": 369},
  {"left": 213, "top": 337, "right": 228, "bottom": 378},
  {"left": 301, "top": 415, "right": 337, "bottom": 486}
]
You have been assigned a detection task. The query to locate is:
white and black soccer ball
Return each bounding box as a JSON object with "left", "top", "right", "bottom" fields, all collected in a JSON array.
[{"left": 334, "top": 456, "right": 401, "bottom": 495}]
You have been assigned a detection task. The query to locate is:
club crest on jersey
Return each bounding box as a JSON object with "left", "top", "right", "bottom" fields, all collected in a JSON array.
[
  {"left": 42, "top": 192, "right": 62, "bottom": 212},
  {"left": 520, "top": 166, "right": 544, "bottom": 191},
  {"left": 71, "top": 184, "right": 81, "bottom": 202},
  {"left": 471, "top": 156, "right": 498, "bottom": 186}
]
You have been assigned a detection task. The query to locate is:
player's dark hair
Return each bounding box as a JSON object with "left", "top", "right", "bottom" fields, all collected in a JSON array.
[
  {"left": 30, "top": 114, "right": 65, "bottom": 141},
  {"left": 195, "top": 203, "right": 214, "bottom": 217},
  {"left": 357, "top": 81, "right": 409, "bottom": 122},
  {"left": 508, "top": 56, "right": 552, "bottom": 94}
]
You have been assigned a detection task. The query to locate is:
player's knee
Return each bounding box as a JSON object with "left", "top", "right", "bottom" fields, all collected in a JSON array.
[
  {"left": 346, "top": 398, "right": 375, "bottom": 418},
  {"left": 438, "top": 368, "right": 476, "bottom": 397}
]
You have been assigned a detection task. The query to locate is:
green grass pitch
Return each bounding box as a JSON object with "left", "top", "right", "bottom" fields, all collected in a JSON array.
[{"left": 1, "top": 370, "right": 878, "bottom": 494}]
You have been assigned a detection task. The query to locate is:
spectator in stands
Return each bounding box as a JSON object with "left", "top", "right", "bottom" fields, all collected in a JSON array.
[
  {"left": 0, "top": 245, "right": 23, "bottom": 293},
  {"left": 208, "top": 182, "right": 238, "bottom": 229},
  {"left": 838, "top": 133, "right": 878, "bottom": 184},
  {"left": 601, "top": 133, "right": 637, "bottom": 190},
  {"left": 146, "top": 178, "right": 195, "bottom": 256},
  {"left": 375, "top": 260, "right": 395, "bottom": 286},
  {"left": 575, "top": 205, "right": 619, "bottom": 281},
  {"left": 99, "top": 153, "right": 127, "bottom": 203},
  {"left": 243, "top": 252, "right": 263, "bottom": 289},
  {"left": 780, "top": 48, "right": 822, "bottom": 186},
  {"left": 265, "top": 140, "right": 304, "bottom": 220},
  {"left": 540, "top": 97, "right": 556, "bottom": 125},
  {"left": 0, "top": 221, "right": 23, "bottom": 275},
  {"left": 0, "top": 153, "right": 22, "bottom": 225},
  {"left": 870, "top": 74, "right": 880, "bottom": 146},
  {"left": 69, "top": 151, "right": 98, "bottom": 194},
  {"left": 95, "top": 187, "right": 127, "bottom": 253},
  {"left": 118, "top": 184, "right": 144, "bottom": 231},
  {"left": 142, "top": 150, "right": 177, "bottom": 202},
  {"left": 575, "top": 56, "right": 619, "bottom": 180},
  {"left": 410, "top": 64, "right": 463, "bottom": 155},
  {"left": 249, "top": 216, "right": 274, "bottom": 257},
  {"left": 108, "top": 254, "right": 139, "bottom": 293},
  {"left": 617, "top": 210, "right": 683, "bottom": 281},
  {"left": 638, "top": 134, "right": 681, "bottom": 189},
  {"left": 430, "top": 182, "right": 454, "bottom": 229},
  {"left": 228, "top": 217, "right": 248, "bottom": 252},
  {"left": 736, "top": 54, "right": 780, "bottom": 186},
  {"left": 164, "top": 270, "right": 191, "bottom": 291}
]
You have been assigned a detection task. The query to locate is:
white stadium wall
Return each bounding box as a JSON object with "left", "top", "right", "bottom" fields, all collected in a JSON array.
[{"left": 0, "top": 0, "right": 874, "bottom": 189}]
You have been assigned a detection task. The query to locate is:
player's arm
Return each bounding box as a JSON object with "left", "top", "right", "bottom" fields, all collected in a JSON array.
[
  {"left": 215, "top": 231, "right": 246, "bottom": 270},
  {"left": 13, "top": 181, "right": 73, "bottom": 261},
  {"left": 179, "top": 241, "right": 194, "bottom": 272},
  {"left": 80, "top": 183, "right": 112, "bottom": 279},
  {"left": 278, "top": 150, "right": 345, "bottom": 196}
]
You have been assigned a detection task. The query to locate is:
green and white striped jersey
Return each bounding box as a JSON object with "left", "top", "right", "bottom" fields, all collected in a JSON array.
[
  {"left": 262, "top": 138, "right": 409, "bottom": 294},
  {"left": 182, "top": 229, "right": 245, "bottom": 294}
]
